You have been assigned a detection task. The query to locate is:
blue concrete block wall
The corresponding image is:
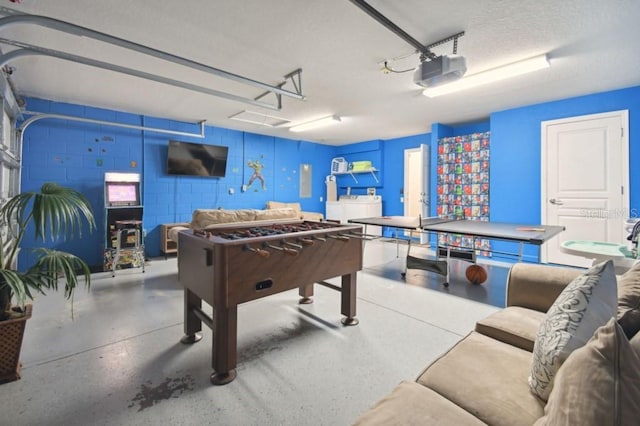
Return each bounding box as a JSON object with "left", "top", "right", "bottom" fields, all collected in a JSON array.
[
  {"left": 380, "top": 134, "right": 430, "bottom": 218},
  {"left": 18, "top": 84, "right": 640, "bottom": 270},
  {"left": 19, "top": 99, "right": 332, "bottom": 270},
  {"left": 20, "top": 99, "right": 145, "bottom": 271},
  {"left": 491, "top": 85, "right": 640, "bottom": 222},
  {"left": 489, "top": 86, "right": 640, "bottom": 261}
]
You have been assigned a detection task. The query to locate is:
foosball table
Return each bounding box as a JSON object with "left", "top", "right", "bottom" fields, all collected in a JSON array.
[{"left": 177, "top": 220, "right": 364, "bottom": 385}]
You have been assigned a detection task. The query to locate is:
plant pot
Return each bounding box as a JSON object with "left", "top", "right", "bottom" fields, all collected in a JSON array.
[{"left": 0, "top": 304, "right": 32, "bottom": 384}]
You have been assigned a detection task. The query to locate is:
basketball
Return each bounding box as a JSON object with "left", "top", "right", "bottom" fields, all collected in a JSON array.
[{"left": 465, "top": 265, "right": 487, "bottom": 285}]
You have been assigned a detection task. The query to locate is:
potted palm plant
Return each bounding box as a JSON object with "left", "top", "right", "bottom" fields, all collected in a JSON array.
[{"left": 0, "top": 182, "right": 95, "bottom": 383}]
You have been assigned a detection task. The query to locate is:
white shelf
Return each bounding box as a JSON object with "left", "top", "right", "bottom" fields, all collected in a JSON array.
[{"left": 332, "top": 167, "right": 379, "bottom": 183}]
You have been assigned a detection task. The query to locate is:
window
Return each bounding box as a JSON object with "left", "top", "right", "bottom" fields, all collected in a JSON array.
[{"left": 0, "top": 78, "right": 22, "bottom": 259}]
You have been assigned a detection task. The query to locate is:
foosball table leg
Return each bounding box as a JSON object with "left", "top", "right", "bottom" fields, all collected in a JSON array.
[
  {"left": 340, "top": 272, "right": 359, "bottom": 326},
  {"left": 211, "top": 305, "right": 238, "bottom": 385},
  {"left": 298, "top": 283, "right": 314, "bottom": 304},
  {"left": 210, "top": 370, "right": 237, "bottom": 385},
  {"left": 181, "top": 288, "right": 203, "bottom": 344}
]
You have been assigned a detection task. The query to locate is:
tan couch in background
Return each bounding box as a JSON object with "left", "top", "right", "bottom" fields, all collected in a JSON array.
[
  {"left": 167, "top": 202, "right": 323, "bottom": 246},
  {"left": 265, "top": 200, "right": 323, "bottom": 221}
]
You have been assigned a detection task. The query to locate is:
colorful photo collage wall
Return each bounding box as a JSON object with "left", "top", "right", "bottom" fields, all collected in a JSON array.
[{"left": 436, "top": 131, "right": 491, "bottom": 254}]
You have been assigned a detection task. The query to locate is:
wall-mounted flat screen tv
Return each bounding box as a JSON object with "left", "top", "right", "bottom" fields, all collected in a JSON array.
[{"left": 167, "top": 140, "right": 229, "bottom": 178}]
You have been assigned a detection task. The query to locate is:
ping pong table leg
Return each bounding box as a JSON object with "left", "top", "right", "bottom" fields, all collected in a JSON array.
[
  {"left": 443, "top": 237, "right": 450, "bottom": 287},
  {"left": 518, "top": 242, "right": 524, "bottom": 262},
  {"left": 401, "top": 234, "right": 412, "bottom": 278}
]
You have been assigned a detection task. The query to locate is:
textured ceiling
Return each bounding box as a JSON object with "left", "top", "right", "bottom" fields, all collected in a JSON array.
[{"left": 1, "top": 0, "right": 639, "bottom": 145}]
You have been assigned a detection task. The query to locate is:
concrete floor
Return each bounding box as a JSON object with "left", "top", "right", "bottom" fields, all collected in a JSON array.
[{"left": 0, "top": 240, "right": 509, "bottom": 425}]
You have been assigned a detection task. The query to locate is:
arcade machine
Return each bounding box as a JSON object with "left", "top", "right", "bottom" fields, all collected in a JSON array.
[{"left": 103, "top": 172, "right": 145, "bottom": 276}]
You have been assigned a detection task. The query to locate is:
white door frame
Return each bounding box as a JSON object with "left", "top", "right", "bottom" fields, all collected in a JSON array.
[
  {"left": 540, "top": 110, "right": 629, "bottom": 263},
  {"left": 404, "top": 145, "right": 430, "bottom": 243}
]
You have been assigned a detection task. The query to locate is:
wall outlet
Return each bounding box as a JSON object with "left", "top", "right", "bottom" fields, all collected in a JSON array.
[
  {"left": 228, "top": 188, "right": 234, "bottom": 195},
  {"left": 320, "top": 196, "right": 323, "bottom": 202},
  {"left": 241, "top": 184, "right": 247, "bottom": 192},
  {"left": 400, "top": 196, "right": 404, "bottom": 203}
]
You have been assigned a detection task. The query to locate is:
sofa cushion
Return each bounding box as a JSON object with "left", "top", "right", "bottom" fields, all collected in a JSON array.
[
  {"left": 417, "top": 332, "right": 544, "bottom": 426},
  {"left": 266, "top": 201, "right": 302, "bottom": 215},
  {"left": 192, "top": 209, "right": 246, "bottom": 229},
  {"left": 529, "top": 260, "right": 617, "bottom": 401},
  {"left": 506, "top": 263, "right": 582, "bottom": 312},
  {"left": 353, "top": 381, "right": 488, "bottom": 426},
  {"left": 534, "top": 318, "right": 640, "bottom": 425},
  {"left": 617, "top": 260, "right": 640, "bottom": 338},
  {"left": 235, "top": 209, "right": 258, "bottom": 222},
  {"left": 475, "top": 306, "right": 546, "bottom": 352},
  {"left": 255, "top": 207, "right": 298, "bottom": 221}
]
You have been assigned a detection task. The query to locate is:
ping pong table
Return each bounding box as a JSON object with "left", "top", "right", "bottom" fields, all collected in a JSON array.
[{"left": 348, "top": 216, "right": 565, "bottom": 286}]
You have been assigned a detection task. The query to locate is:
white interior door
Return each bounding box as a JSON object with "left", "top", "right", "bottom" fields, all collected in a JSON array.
[
  {"left": 541, "top": 110, "right": 629, "bottom": 266},
  {"left": 404, "top": 144, "right": 429, "bottom": 242}
]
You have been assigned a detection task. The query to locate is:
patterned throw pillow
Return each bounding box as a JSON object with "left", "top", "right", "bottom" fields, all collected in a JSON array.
[{"left": 529, "top": 260, "right": 617, "bottom": 401}]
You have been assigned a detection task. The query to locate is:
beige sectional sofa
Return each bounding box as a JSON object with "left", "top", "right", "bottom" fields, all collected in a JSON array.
[
  {"left": 167, "top": 202, "right": 323, "bottom": 245},
  {"left": 354, "top": 261, "right": 640, "bottom": 425}
]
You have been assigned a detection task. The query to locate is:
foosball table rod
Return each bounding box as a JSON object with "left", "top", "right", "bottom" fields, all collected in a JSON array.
[
  {"left": 263, "top": 242, "right": 299, "bottom": 256},
  {"left": 242, "top": 244, "right": 270, "bottom": 257}
]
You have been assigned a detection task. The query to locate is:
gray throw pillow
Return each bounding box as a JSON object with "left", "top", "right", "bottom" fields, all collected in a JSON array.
[{"left": 534, "top": 318, "right": 640, "bottom": 425}]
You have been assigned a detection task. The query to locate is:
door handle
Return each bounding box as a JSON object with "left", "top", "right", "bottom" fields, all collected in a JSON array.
[{"left": 549, "top": 198, "right": 564, "bottom": 205}]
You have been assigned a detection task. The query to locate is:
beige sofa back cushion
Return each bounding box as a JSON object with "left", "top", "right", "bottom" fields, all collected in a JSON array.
[
  {"left": 506, "top": 263, "right": 583, "bottom": 312},
  {"left": 256, "top": 208, "right": 298, "bottom": 221},
  {"left": 191, "top": 209, "right": 248, "bottom": 229},
  {"left": 266, "top": 201, "right": 301, "bottom": 214},
  {"left": 191, "top": 208, "right": 299, "bottom": 230}
]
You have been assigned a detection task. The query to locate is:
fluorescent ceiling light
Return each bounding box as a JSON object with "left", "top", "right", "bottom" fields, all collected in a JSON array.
[
  {"left": 423, "top": 54, "right": 549, "bottom": 97},
  {"left": 289, "top": 115, "right": 341, "bottom": 132}
]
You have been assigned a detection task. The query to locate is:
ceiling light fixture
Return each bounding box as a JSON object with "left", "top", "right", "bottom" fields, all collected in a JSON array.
[
  {"left": 289, "top": 115, "right": 341, "bottom": 132},
  {"left": 422, "top": 54, "right": 550, "bottom": 97},
  {"left": 228, "top": 110, "right": 290, "bottom": 127}
]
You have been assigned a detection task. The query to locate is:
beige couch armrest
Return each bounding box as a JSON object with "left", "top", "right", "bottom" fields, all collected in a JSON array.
[
  {"left": 506, "top": 263, "right": 582, "bottom": 312},
  {"left": 167, "top": 225, "right": 190, "bottom": 242}
]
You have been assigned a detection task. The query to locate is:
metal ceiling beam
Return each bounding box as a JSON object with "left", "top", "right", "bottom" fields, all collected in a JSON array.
[
  {"left": 0, "top": 7, "right": 305, "bottom": 106},
  {"left": 348, "top": 0, "right": 436, "bottom": 59},
  {"left": 19, "top": 111, "right": 206, "bottom": 140},
  {"left": 348, "top": 0, "right": 465, "bottom": 61},
  {"left": 0, "top": 38, "right": 285, "bottom": 111}
]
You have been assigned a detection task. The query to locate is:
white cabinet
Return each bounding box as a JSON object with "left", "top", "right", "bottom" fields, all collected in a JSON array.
[{"left": 326, "top": 196, "right": 382, "bottom": 236}]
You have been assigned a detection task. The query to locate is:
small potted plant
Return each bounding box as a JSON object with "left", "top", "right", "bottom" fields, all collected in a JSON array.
[{"left": 0, "top": 182, "right": 95, "bottom": 383}]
